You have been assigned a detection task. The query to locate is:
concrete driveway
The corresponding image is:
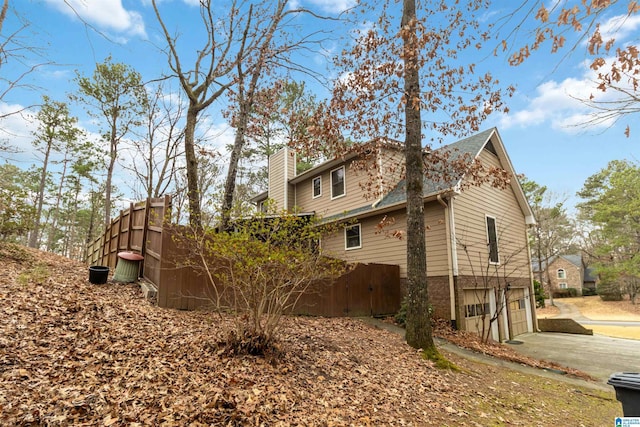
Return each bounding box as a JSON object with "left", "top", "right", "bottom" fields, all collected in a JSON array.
[
  {"left": 505, "top": 332, "right": 640, "bottom": 384},
  {"left": 506, "top": 300, "right": 640, "bottom": 384}
]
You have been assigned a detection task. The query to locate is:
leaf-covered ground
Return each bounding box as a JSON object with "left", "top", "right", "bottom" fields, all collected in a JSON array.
[{"left": 0, "top": 244, "right": 620, "bottom": 426}]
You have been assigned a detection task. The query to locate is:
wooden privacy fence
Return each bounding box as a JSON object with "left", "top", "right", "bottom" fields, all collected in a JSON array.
[
  {"left": 156, "top": 226, "right": 401, "bottom": 316},
  {"left": 85, "top": 195, "right": 171, "bottom": 273},
  {"left": 294, "top": 263, "right": 401, "bottom": 317},
  {"left": 86, "top": 197, "right": 401, "bottom": 317}
]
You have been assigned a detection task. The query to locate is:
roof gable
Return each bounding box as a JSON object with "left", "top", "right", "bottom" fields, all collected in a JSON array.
[
  {"left": 560, "top": 254, "right": 583, "bottom": 268},
  {"left": 373, "top": 128, "right": 535, "bottom": 225},
  {"left": 532, "top": 254, "right": 587, "bottom": 273}
]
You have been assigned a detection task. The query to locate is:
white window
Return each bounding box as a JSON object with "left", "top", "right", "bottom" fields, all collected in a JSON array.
[
  {"left": 485, "top": 216, "right": 499, "bottom": 264},
  {"left": 312, "top": 176, "right": 321, "bottom": 198},
  {"left": 557, "top": 269, "right": 566, "bottom": 279},
  {"left": 331, "top": 166, "right": 345, "bottom": 199},
  {"left": 345, "top": 224, "right": 361, "bottom": 250},
  {"left": 559, "top": 283, "right": 568, "bottom": 289}
]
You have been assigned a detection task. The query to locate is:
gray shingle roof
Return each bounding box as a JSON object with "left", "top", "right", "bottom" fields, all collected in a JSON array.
[
  {"left": 361, "top": 128, "right": 496, "bottom": 211},
  {"left": 584, "top": 267, "right": 598, "bottom": 282},
  {"left": 560, "top": 254, "right": 583, "bottom": 269},
  {"left": 531, "top": 254, "right": 586, "bottom": 274}
]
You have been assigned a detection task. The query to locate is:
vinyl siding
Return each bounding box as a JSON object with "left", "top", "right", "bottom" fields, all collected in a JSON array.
[
  {"left": 378, "top": 148, "right": 405, "bottom": 196},
  {"left": 269, "top": 150, "right": 285, "bottom": 209},
  {"left": 321, "top": 211, "right": 407, "bottom": 274},
  {"left": 424, "top": 201, "right": 450, "bottom": 277},
  {"left": 295, "top": 161, "right": 375, "bottom": 217},
  {"left": 320, "top": 202, "right": 449, "bottom": 279},
  {"left": 294, "top": 148, "right": 405, "bottom": 217},
  {"left": 268, "top": 148, "right": 295, "bottom": 211},
  {"left": 452, "top": 149, "right": 530, "bottom": 279}
]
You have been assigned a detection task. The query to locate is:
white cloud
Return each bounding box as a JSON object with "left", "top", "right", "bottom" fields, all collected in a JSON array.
[
  {"left": 499, "top": 56, "right": 628, "bottom": 134},
  {"left": 598, "top": 13, "right": 640, "bottom": 43},
  {"left": 0, "top": 101, "right": 107, "bottom": 169},
  {"left": 0, "top": 104, "right": 38, "bottom": 165},
  {"left": 290, "top": 0, "right": 357, "bottom": 13},
  {"left": 43, "top": 0, "right": 146, "bottom": 39}
]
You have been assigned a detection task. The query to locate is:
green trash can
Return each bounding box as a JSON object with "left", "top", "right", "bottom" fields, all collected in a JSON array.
[
  {"left": 112, "top": 252, "right": 144, "bottom": 283},
  {"left": 608, "top": 372, "right": 640, "bottom": 417}
]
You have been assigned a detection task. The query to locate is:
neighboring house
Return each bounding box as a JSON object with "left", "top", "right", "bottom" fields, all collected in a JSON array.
[
  {"left": 532, "top": 254, "right": 597, "bottom": 296},
  {"left": 253, "top": 128, "right": 537, "bottom": 341}
]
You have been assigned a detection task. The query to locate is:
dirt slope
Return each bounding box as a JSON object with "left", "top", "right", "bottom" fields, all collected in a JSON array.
[{"left": 0, "top": 244, "right": 619, "bottom": 426}]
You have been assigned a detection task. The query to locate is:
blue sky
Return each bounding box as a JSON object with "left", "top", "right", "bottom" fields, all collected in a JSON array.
[{"left": 1, "top": 0, "right": 638, "bottom": 212}]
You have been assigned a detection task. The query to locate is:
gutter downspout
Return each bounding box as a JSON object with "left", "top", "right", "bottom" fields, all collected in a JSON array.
[
  {"left": 525, "top": 223, "right": 538, "bottom": 332},
  {"left": 283, "top": 147, "right": 288, "bottom": 211},
  {"left": 372, "top": 150, "right": 385, "bottom": 208},
  {"left": 437, "top": 194, "right": 458, "bottom": 328}
]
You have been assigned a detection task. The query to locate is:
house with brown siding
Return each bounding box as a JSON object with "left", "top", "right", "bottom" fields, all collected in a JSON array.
[{"left": 254, "top": 128, "right": 537, "bottom": 341}]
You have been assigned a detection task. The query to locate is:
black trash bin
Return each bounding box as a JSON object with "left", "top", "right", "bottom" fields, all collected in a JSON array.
[
  {"left": 608, "top": 372, "right": 640, "bottom": 417},
  {"left": 88, "top": 266, "right": 110, "bottom": 284}
]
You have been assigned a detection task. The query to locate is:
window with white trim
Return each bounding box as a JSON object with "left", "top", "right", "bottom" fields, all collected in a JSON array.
[
  {"left": 331, "top": 166, "right": 345, "bottom": 199},
  {"left": 345, "top": 224, "right": 361, "bottom": 250},
  {"left": 312, "top": 176, "right": 321, "bottom": 198},
  {"left": 486, "top": 216, "right": 499, "bottom": 264},
  {"left": 557, "top": 268, "right": 566, "bottom": 279},
  {"left": 559, "top": 283, "right": 568, "bottom": 289}
]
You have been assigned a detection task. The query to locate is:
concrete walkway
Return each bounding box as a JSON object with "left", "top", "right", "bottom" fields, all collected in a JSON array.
[
  {"left": 362, "top": 304, "right": 640, "bottom": 388},
  {"left": 552, "top": 300, "right": 591, "bottom": 322}
]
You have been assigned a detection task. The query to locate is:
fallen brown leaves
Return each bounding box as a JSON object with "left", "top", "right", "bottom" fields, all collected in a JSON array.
[{"left": 0, "top": 244, "right": 617, "bottom": 426}]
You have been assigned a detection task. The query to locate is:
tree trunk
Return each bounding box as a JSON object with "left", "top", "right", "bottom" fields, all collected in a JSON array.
[
  {"left": 221, "top": 101, "right": 249, "bottom": 230},
  {"left": 184, "top": 105, "right": 202, "bottom": 228},
  {"left": 401, "top": 0, "right": 435, "bottom": 351},
  {"left": 104, "top": 120, "right": 119, "bottom": 228},
  {"left": 28, "top": 141, "right": 52, "bottom": 248},
  {"left": 47, "top": 154, "right": 69, "bottom": 251}
]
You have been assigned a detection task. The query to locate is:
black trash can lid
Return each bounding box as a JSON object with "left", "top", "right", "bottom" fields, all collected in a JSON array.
[{"left": 608, "top": 372, "right": 640, "bottom": 390}]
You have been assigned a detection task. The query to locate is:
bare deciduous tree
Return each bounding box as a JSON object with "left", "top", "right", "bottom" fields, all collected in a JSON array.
[
  {"left": 123, "top": 82, "right": 185, "bottom": 201},
  {"left": 152, "top": 0, "right": 253, "bottom": 227}
]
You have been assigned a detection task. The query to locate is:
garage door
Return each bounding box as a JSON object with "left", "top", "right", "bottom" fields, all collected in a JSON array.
[
  {"left": 463, "top": 290, "right": 494, "bottom": 341},
  {"left": 509, "top": 288, "right": 528, "bottom": 337}
]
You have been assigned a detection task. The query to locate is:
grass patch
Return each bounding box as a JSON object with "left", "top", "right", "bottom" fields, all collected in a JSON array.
[
  {"left": 0, "top": 242, "right": 33, "bottom": 263},
  {"left": 17, "top": 263, "right": 50, "bottom": 286},
  {"left": 589, "top": 325, "right": 640, "bottom": 340},
  {"left": 422, "top": 346, "right": 460, "bottom": 371}
]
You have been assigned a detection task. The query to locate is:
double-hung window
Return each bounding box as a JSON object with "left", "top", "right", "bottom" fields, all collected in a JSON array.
[
  {"left": 345, "top": 224, "right": 361, "bottom": 250},
  {"left": 312, "top": 176, "right": 322, "bottom": 198},
  {"left": 486, "top": 216, "right": 499, "bottom": 264},
  {"left": 331, "top": 166, "right": 345, "bottom": 199}
]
